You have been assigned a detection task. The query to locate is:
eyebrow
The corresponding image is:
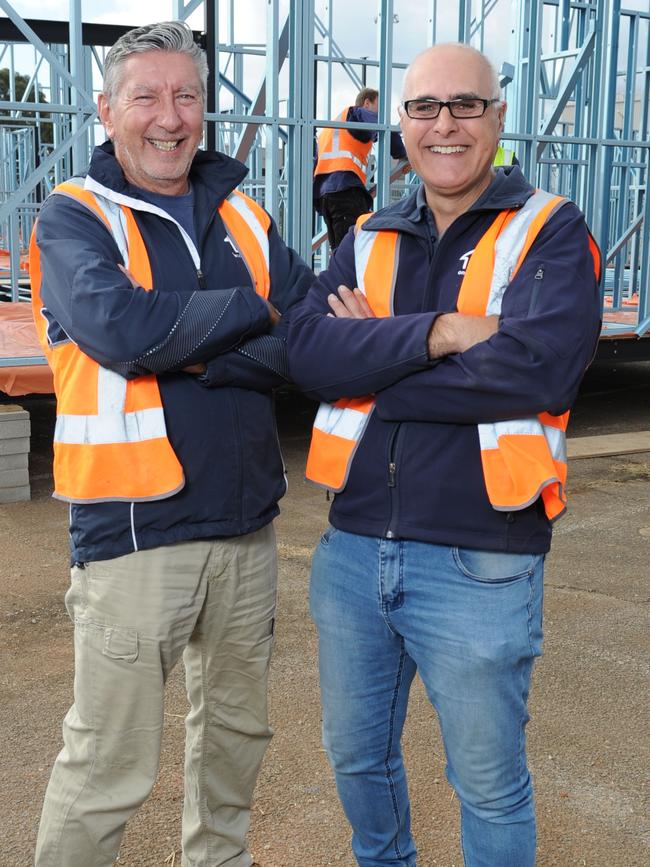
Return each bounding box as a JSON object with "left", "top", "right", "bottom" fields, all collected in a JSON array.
[
  {"left": 128, "top": 83, "right": 202, "bottom": 95},
  {"left": 409, "top": 92, "right": 482, "bottom": 101}
]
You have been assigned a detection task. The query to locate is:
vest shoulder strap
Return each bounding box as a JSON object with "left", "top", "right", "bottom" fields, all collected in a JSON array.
[{"left": 219, "top": 191, "right": 271, "bottom": 299}]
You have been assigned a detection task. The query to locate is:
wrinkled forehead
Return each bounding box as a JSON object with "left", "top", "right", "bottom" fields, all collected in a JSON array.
[{"left": 116, "top": 51, "right": 203, "bottom": 96}]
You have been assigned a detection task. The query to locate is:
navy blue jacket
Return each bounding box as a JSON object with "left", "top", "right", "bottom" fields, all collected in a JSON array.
[
  {"left": 36, "top": 142, "right": 313, "bottom": 563},
  {"left": 289, "top": 168, "right": 601, "bottom": 554},
  {"left": 313, "top": 106, "right": 407, "bottom": 205}
]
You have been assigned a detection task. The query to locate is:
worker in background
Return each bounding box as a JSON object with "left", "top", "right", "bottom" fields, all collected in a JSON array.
[
  {"left": 314, "top": 86, "right": 407, "bottom": 250},
  {"left": 289, "top": 43, "right": 601, "bottom": 867},
  {"left": 30, "top": 21, "right": 312, "bottom": 867},
  {"left": 494, "top": 141, "right": 519, "bottom": 166}
]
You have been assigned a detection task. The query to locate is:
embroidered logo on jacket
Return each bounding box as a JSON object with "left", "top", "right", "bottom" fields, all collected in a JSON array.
[{"left": 458, "top": 249, "right": 475, "bottom": 276}]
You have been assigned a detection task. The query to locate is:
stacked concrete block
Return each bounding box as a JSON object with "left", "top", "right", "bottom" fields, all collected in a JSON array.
[{"left": 0, "top": 404, "right": 30, "bottom": 502}]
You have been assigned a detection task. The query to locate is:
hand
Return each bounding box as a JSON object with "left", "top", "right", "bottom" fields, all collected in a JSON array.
[
  {"left": 327, "top": 285, "right": 374, "bottom": 319},
  {"left": 427, "top": 313, "right": 499, "bottom": 359},
  {"left": 118, "top": 263, "right": 140, "bottom": 288},
  {"left": 265, "top": 299, "right": 282, "bottom": 326}
]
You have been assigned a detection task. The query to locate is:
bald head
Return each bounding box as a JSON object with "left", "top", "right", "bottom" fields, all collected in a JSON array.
[{"left": 402, "top": 43, "right": 501, "bottom": 102}]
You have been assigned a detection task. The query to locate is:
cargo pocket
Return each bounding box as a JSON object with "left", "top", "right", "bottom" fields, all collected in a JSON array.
[{"left": 103, "top": 626, "right": 139, "bottom": 663}]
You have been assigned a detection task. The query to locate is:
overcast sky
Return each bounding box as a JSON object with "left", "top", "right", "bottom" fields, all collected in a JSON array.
[
  {"left": 3, "top": 0, "right": 518, "bottom": 121},
  {"left": 3, "top": 1, "right": 643, "bottom": 123}
]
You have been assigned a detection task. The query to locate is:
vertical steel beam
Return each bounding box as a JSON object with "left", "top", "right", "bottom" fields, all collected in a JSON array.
[
  {"left": 375, "top": 0, "right": 394, "bottom": 211},
  {"left": 287, "top": 0, "right": 315, "bottom": 260},
  {"left": 265, "top": 0, "right": 280, "bottom": 221}
]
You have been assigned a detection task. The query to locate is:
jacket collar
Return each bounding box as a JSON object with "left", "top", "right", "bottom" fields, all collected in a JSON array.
[
  {"left": 86, "top": 140, "right": 249, "bottom": 208},
  {"left": 362, "top": 166, "right": 535, "bottom": 236}
]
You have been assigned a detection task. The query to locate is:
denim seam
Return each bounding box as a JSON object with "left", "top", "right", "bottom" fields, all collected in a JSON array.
[
  {"left": 518, "top": 570, "right": 537, "bottom": 787},
  {"left": 525, "top": 569, "right": 536, "bottom": 659},
  {"left": 385, "top": 640, "right": 407, "bottom": 861}
]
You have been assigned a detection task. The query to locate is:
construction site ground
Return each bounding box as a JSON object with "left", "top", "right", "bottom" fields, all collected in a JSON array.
[{"left": 1, "top": 359, "right": 649, "bottom": 867}]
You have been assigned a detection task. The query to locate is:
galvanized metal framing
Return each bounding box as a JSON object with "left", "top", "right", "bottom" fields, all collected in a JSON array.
[{"left": 0, "top": 0, "right": 648, "bottom": 345}]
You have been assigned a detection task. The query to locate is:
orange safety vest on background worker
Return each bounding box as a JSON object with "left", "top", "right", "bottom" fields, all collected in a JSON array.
[
  {"left": 314, "top": 108, "right": 374, "bottom": 184},
  {"left": 30, "top": 179, "right": 271, "bottom": 504},
  {"left": 306, "top": 189, "right": 601, "bottom": 521}
]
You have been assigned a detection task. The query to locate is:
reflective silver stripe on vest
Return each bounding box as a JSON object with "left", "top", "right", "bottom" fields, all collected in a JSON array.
[
  {"left": 226, "top": 192, "right": 270, "bottom": 270},
  {"left": 311, "top": 225, "right": 398, "bottom": 454},
  {"left": 312, "top": 402, "right": 370, "bottom": 440},
  {"left": 54, "top": 366, "right": 167, "bottom": 445},
  {"left": 54, "top": 406, "right": 167, "bottom": 445},
  {"left": 354, "top": 227, "right": 400, "bottom": 315},
  {"left": 320, "top": 128, "right": 368, "bottom": 174},
  {"left": 354, "top": 229, "right": 375, "bottom": 297},
  {"left": 50, "top": 182, "right": 168, "bottom": 448},
  {"left": 53, "top": 177, "right": 130, "bottom": 266},
  {"left": 478, "top": 417, "right": 567, "bottom": 464},
  {"left": 486, "top": 190, "right": 566, "bottom": 316},
  {"left": 479, "top": 191, "right": 569, "bottom": 509}
]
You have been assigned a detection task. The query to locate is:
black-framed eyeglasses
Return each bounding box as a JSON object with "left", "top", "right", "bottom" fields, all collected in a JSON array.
[{"left": 402, "top": 98, "right": 501, "bottom": 120}]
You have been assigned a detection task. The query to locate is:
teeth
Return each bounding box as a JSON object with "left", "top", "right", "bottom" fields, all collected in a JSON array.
[
  {"left": 429, "top": 145, "right": 467, "bottom": 154},
  {"left": 148, "top": 139, "right": 180, "bottom": 151}
]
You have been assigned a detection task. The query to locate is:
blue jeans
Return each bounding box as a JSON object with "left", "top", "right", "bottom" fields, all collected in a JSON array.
[{"left": 310, "top": 528, "right": 544, "bottom": 867}]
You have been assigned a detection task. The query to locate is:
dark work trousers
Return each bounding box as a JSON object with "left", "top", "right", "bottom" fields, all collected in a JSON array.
[{"left": 320, "top": 186, "right": 374, "bottom": 250}]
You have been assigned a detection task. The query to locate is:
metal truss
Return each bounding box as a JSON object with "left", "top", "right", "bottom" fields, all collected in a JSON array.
[{"left": 0, "top": 0, "right": 648, "bottom": 344}]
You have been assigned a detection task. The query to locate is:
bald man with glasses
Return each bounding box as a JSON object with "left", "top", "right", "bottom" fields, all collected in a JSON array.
[{"left": 289, "top": 43, "right": 600, "bottom": 866}]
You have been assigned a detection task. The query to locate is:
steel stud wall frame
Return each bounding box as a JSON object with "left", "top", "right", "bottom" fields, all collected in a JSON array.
[{"left": 0, "top": 0, "right": 648, "bottom": 346}]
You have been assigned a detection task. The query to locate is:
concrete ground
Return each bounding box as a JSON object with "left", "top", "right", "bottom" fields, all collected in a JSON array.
[{"left": 0, "top": 360, "right": 648, "bottom": 867}]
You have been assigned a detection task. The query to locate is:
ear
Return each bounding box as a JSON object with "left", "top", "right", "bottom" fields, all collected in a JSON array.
[
  {"left": 498, "top": 100, "right": 507, "bottom": 133},
  {"left": 97, "top": 93, "right": 114, "bottom": 138}
]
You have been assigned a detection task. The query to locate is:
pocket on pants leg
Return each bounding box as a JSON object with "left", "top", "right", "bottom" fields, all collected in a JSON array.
[
  {"left": 103, "top": 626, "right": 139, "bottom": 662},
  {"left": 73, "top": 618, "right": 161, "bottom": 771}
]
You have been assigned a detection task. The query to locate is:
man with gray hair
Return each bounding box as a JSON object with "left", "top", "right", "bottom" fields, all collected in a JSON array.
[
  {"left": 290, "top": 43, "right": 601, "bottom": 865},
  {"left": 31, "top": 20, "right": 311, "bottom": 867}
]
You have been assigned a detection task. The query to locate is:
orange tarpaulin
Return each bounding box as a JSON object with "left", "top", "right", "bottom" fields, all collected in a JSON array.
[{"left": 0, "top": 302, "right": 53, "bottom": 396}]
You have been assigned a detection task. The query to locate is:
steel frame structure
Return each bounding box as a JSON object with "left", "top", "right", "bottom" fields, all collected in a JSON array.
[{"left": 0, "top": 0, "right": 648, "bottom": 360}]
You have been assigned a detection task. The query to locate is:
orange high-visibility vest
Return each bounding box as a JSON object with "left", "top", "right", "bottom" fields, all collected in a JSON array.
[
  {"left": 30, "top": 178, "right": 271, "bottom": 504},
  {"left": 305, "top": 190, "right": 601, "bottom": 522},
  {"left": 314, "top": 108, "right": 374, "bottom": 185}
]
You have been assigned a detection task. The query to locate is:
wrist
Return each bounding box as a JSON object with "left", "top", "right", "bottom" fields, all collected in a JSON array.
[{"left": 427, "top": 313, "right": 458, "bottom": 359}]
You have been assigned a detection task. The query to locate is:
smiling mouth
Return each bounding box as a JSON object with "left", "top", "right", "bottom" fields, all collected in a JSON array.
[
  {"left": 147, "top": 139, "right": 181, "bottom": 151},
  {"left": 427, "top": 145, "right": 468, "bottom": 154}
]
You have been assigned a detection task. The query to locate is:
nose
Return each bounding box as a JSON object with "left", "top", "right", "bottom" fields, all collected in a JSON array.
[
  {"left": 157, "top": 94, "right": 183, "bottom": 131},
  {"left": 432, "top": 104, "right": 460, "bottom": 135}
]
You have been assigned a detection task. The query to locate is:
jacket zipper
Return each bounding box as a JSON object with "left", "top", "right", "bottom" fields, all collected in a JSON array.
[
  {"left": 194, "top": 201, "right": 225, "bottom": 290},
  {"left": 385, "top": 424, "right": 402, "bottom": 538},
  {"left": 528, "top": 266, "right": 544, "bottom": 315}
]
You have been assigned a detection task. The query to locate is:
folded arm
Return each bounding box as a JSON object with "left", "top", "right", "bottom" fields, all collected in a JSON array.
[
  {"left": 288, "top": 232, "right": 436, "bottom": 402},
  {"left": 375, "top": 206, "right": 601, "bottom": 424},
  {"left": 196, "top": 215, "right": 314, "bottom": 390},
  {"left": 36, "top": 195, "right": 272, "bottom": 377}
]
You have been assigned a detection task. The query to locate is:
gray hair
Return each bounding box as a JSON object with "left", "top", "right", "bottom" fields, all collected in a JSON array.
[{"left": 103, "top": 21, "right": 208, "bottom": 102}]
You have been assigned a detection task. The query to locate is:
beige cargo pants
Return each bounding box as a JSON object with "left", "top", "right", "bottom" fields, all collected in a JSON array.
[{"left": 35, "top": 523, "right": 277, "bottom": 867}]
